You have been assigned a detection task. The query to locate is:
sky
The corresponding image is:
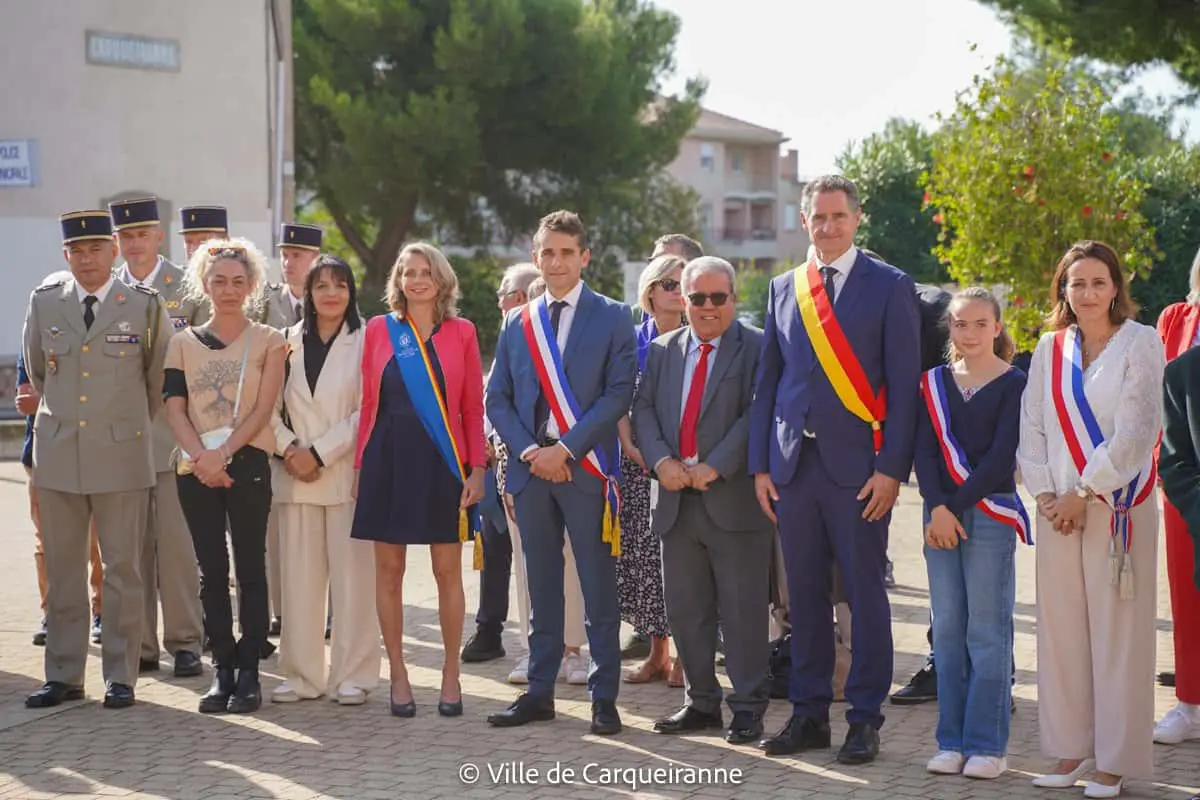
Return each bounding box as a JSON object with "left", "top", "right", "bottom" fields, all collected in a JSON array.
[{"left": 652, "top": 0, "right": 1199, "bottom": 176}]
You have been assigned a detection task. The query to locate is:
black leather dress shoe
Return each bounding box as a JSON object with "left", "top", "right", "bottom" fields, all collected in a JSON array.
[
  {"left": 138, "top": 657, "right": 160, "bottom": 674},
  {"left": 890, "top": 663, "right": 937, "bottom": 704},
  {"left": 173, "top": 651, "right": 203, "bottom": 678},
  {"left": 461, "top": 629, "right": 506, "bottom": 663},
  {"left": 837, "top": 721, "right": 880, "bottom": 764},
  {"left": 653, "top": 705, "right": 723, "bottom": 734},
  {"left": 103, "top": 683, "right": 135, "bottom": 709},
  {"left": 488, "top": 693, "right": 556, "bottom": 727},
  {"left": 25, "top": 681, "right": 84, "bottom": 708},
  {"left": 758, "top": 715, "right": 831, "bottom": 756},
  {"left": 199, "top": 667, "right": 235, "bottom": 714},
  {"left": 227, "top": 668, "right": 262, "bottom": 714},
  {"left": 591, "top": 699, "right": 622, "bottom": 735},
  {"left": 726, "top": 711, "right": 765, "bottom": 745}
]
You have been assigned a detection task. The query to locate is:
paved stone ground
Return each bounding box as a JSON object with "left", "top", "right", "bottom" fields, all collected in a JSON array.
[{"left": 0, "top": 460, "right": 1195, "bottom": 799}]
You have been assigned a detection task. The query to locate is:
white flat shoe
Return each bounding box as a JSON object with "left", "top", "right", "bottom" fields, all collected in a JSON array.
[
  {"left": 336, "top": 687, "right": 367, "bottom": 706},
  {"left": 926, "top": 750, "right": 965, "bottom": 774},
  {"left": 963, "top": 755, "right": 1007, "bottom": 780},
  {"left": 1083, "top": 778, "right": 1124, "bottom": 798},
  {"left": 271, "top": 685, "right": 300, "bottom": 704},
  {"left": 1032, "top": 758, "right": 1095, "bottom": 788}
]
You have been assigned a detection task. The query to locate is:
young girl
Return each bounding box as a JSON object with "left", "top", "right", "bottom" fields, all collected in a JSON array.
[{"left": 913, "top": 287, "right": 1029, "bottom": 780}]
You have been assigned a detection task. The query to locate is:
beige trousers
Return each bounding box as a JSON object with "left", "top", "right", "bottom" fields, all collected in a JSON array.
[
  {"left": 141, "top": 470, "right": 203, "bottom": 658},
  {"left": 1036, "top": 501, "right": 1157, "bottom": 778},
  {"left": 506, "top": 494, "right": 585, "bottom": 651},
  {"left": 277, "top": 502, "right": 380, "bottom": 697},
  {"left": 38, "top": 487, "right": 149, "bottom": 687}
]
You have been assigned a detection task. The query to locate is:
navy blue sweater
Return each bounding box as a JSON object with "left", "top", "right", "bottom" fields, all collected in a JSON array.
[
  {"left": 914, "top": 365, "right": 1026, "bottom": 515},
  {"left": 17, "top": 352, "right": 32, "bottom": 468}
]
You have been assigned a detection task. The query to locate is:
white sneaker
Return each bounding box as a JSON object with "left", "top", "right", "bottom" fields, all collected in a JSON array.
[
  {"left": 563, "top": 652, "right": 589, "bottom": 685},
  {"left": 963, "top": 755, "right": 1007, "bottom": 779},
  {"left": 508, "top": 656, "right": 530, "bottom": 685},
  {"left": 1153, "top": 703, "right": 1200, "bottom": 744},
  {"left": 926, "top": 751, "right": 965, "bottom": 775},
  {"left": 336, "top": 686, "right": 367, "bottom": 706},
  {"left": 271, "top": 682, "right": 301, "bottom": 703}
]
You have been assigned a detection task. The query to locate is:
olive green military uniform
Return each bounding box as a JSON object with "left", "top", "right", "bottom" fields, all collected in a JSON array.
[
  {"left": 24, "top": 276, "right": 173, "bottom": 689},
  {"left": 117, "top": 255, "right": 208, "bottom": 664}
]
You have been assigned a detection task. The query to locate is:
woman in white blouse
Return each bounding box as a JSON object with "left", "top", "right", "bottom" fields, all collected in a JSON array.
[
  {"left": 1017, "top": 241, "right": 1165, "bottom": 798},
  {"left": 269, "top": 255, "right": 379, "bottom": 706}
]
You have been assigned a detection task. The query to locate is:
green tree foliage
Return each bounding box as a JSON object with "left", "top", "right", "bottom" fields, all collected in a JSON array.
[
  {"left": 922, "top": 53, "right": 1157, "bottom": 351},
  {"left": 836, "top": 119, "right": 942, "bottom": 282},
  {"left": 1130, "top": 147, "right": 1200, "bottom": 323},
  {"left": 294, "top": 0, "right": 704, "bottom": 300},
  {"left": 978, "top": 0, "right": 1200, "bottom": 92}
]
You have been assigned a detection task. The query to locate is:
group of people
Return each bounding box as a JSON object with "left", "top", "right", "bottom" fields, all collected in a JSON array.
[{"left": 14, "top": 175, "right": 1199, "bottom": 799}]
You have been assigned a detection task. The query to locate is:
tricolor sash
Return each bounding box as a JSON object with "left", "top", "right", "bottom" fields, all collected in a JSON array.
[
  {"left": 386, "top": 314, "right": 482, "bottom": 569},
  {"left": 921, "top": 366, "right": 1032, "bottom": 544},
  {"left": 1049, "top": 326, "right": 1153, "bottom": 599},
  {"left": 519, "top": 295, "right": 623, "bottom": 556},
  {"left": 793, "top": 262, "right": 887, "bottom": 451}
]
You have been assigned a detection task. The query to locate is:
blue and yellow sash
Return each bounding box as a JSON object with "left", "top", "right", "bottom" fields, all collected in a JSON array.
[{"left": 386, "top": 313, "right": 482, "bottom": 569}]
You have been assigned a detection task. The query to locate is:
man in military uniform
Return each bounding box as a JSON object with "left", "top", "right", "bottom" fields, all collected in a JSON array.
[
  {"left": 179, "top": 205, "right": 229, "bottom": 261},
  {"left": 110, "top": 197, "right": 206, "bottom": 678},
  {"left": 260, "top": 221, "right": 323, "bottom": 636},
  {"left": 23, "top": 210, "right": 173, "bottom": 709}
]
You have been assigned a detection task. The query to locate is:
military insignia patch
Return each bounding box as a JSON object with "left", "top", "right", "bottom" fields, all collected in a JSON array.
[
  {"left": 166, "top": 300, "right": 180, "bottom": 309},
  {"left": 115, "top": 293, "right": 126, "bottom": 304},
  {"left": 171, "top": 317, "right": 188, "bottom": 330},
  {"left": 48, "top": 326, "right": 61, "bottom": 338},
  {"left": 106, "top": 334, "right": 141, "bottom": 344}
]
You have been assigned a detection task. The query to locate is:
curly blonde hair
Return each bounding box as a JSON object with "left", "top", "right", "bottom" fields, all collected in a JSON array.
[
  {"left": 385, "top": 242, "right": 460, "bottom": 321},
  {"left": 182, "top": 237, "right": 267, "bottom": 315}
]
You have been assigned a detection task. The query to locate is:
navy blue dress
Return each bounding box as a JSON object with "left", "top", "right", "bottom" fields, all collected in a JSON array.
[{"left": 350, "top": 332, "right": 463, "bottom": 545}]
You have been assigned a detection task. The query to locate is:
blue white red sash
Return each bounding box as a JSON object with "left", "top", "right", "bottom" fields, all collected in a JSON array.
[
  {"left": 921, "top": 366, "right": 1032, "bottom": 544},
  {"left": 1050, "top": 327, "right": 1152, "bottom": 597},
  {"left": 519, "top": 295, "right": 623, "bottom": 556}
]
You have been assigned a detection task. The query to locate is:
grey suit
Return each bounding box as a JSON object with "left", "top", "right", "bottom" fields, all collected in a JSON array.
[
  {"left": 23, "top": 276, "right": 173, "bottom": 688},
  {"left": 633, "top": 320, "right": 774, "bottom": 716},
  {"left": 121, "top": 258, "right": 206, "bottom": 661}
]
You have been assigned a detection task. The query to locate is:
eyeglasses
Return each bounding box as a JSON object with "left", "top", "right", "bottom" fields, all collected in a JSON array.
[
  {"left": 655, "top": 278, "right": 681, "bottom": 292},
  {"left": 687, "top": 292, "right": 730, "bottom": 307},
  {"left": 496, "top": 289, "right": 520, "bottom": 300}
]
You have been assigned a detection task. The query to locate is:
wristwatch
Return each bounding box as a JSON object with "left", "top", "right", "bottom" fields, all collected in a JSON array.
[{"left": 1074, "top": 482, "right": 1095, "bottom": 502}]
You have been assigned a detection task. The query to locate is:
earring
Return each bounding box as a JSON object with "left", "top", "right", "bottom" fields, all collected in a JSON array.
[{"left": 1110, "top": 298, "right": 1116, "bottom": 311}]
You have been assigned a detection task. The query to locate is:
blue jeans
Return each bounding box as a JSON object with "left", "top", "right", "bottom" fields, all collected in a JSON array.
[{"left": 924, "top": 503, "right": 1016, "bottom": 757}]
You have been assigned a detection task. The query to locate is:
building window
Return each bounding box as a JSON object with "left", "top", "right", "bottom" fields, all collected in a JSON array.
[
  {"left": 700, "top": 142, "right": 714, "bottom": 171},
  {"left": 730, "top": 149, "right": 744, "bottom": 172},
  {"left": 784, "top": 203, "right": 797, "bottom": 232}
]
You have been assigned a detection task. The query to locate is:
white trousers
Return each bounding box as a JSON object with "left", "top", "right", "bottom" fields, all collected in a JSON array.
[
  {"left": 277, "top": 502, "right": 380, "bottom": 697},
  {"left": 1036, "top": 501, "right": 1157, "bottom": 778},
  {"left": 506, "top": 494, "right": 585, "bottom": 651}
]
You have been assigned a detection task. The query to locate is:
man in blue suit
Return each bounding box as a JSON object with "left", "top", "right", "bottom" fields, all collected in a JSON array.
[
  {"left": 750, "top": 175, "right": 920, "bottom": 764},
  {"left": 485, "top": 210, "right": 637, "bottom": 735}
]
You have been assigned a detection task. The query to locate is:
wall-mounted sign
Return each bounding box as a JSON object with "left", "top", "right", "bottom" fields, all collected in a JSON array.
[
  {"left": 86, "top": 30, "right": 180, "bottom": 72},
  {"left": 0, "top": 140, "right": 35, "bottom": 188}
]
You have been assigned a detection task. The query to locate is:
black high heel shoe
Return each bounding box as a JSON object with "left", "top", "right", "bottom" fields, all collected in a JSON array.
[
  {"left": 438, "top": 682, "right": 463, "bottom": 717},
  {"left": 390, "top": 683, "right": 416, "bottom": 718}
]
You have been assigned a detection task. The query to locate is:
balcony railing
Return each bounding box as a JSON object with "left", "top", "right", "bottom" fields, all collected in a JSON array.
[{"left": 708, "top": 227, "right": 777, "bottom": 243}]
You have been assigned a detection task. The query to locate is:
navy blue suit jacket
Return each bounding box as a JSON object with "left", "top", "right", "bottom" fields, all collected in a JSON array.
[
  {"left": 486, "top": 283, "right": 637, "bottom": 496},
  {"left": 748, "top": 251, "right": 921, "bottom": 488}
]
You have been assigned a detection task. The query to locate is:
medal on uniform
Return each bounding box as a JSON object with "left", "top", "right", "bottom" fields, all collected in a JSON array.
[
  {"left": 164, "top": 275, "right": 173, "bottom": 285},
  {"left": 47, "top": 353, "right": 57, "bottom": 374},
  {"left": 48, "top": 326, "right": 61, "bottom": 338},
  {"left": 119, "top": 321, "right": 132, "bottom": 332}
]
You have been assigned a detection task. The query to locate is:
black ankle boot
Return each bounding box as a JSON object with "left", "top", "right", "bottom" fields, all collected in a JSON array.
[
  {"left": 199, "top": 667, "right": 235, "bottom": 714},
  {"left": 227, "top": 667, "right": 262, "bottom": 714}
]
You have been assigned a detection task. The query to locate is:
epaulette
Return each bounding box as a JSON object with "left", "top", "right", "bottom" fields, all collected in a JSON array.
[
  {"left": 131, "top": 284, "right": 160, "bottom": 296},
  {"left": 34, "top": 281, "right": 65, "bottom": 293}
]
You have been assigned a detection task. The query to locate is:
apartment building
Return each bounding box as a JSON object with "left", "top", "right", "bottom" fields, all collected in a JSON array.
[{"left": 665, "top": 107, "right": 811, "bottom": 271}]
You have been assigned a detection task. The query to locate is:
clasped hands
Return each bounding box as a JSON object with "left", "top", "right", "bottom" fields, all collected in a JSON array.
[
  {"left": 1037, "top": 491, "right": 1087, "bottom": 535},
  {"left": 193, "top": 448, "right": 233, "bottom": 489},
  {"left": 283, "top": 443, "right": 321, "bottom": 484},
  {"left": 754, "top": 471, "right": 899, "bottom": 525},
  {"left": 525, "top": 443, "right": 573, "bottom": 483},
  {"left": 657, "top": 459, "right": 719, "bottom": 493}
]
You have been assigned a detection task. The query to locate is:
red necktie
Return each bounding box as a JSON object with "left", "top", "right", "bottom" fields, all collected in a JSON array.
[{"left": 679, "top": 342, "right": 713, "bottom": 461}]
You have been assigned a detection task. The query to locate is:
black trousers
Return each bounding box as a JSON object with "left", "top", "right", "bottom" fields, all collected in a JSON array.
[
  {"left": 177, "top": 447, "right": 272, "bottom": 670},
  {"left": 475, "top": 510, "right": 511, "bottom": 634}
]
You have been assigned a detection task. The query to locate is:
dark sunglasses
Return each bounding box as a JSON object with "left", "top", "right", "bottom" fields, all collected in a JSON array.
[
  {"left": 655, "top": 278, "right": 680, "bottom": 292},
  {"left": 687, "top": 292, "right": 730, "bottom": 307}
]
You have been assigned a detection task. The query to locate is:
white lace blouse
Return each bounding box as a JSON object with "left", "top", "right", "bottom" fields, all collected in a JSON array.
[{"left": 1017, "top": 321, "right": 1165, "bottom": 498}]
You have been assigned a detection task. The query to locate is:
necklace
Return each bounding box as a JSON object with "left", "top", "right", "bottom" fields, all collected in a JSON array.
[{"left": 1082, "top": 328, "right": 1116, "bottom": 364}]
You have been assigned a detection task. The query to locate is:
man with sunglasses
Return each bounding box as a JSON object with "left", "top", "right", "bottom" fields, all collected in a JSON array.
[
  {"left": 111, "top": 197, "right": 207, "bottom": 680},
  {"left": 634, "top": 256, "right": 774, "bottom": 746},
  {"left": 750, "top": 175, "right": 921, "bottom": 765}
]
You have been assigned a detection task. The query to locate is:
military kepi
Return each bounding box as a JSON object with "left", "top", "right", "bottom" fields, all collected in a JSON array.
[
  {"left": 109, "top": 196, "right": 160, "bottom": 231},
  {"left": 278, "top": 222, "right": 323, "bottom": 252},
  {"left": 60, "top": 211, "right": 114, "bottom": 244},
  {"left": 179, "top": 205, "right": 228, "bottom": 234}
]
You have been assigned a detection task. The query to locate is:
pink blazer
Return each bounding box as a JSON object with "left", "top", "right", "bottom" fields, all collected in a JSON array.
[{"left": 354, "top": 314, "right": 487, "bottom": 472}]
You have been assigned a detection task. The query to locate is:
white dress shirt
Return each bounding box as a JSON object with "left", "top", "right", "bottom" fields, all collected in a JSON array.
[
  {"left": 76, "top": 275, "right": 115, "bottom": 307},
  {"left": 116, "top": 255, "right": 164, "bottom": 288},
  {"left": 814, "top": 245, "right": 859, "bottom": 303}
]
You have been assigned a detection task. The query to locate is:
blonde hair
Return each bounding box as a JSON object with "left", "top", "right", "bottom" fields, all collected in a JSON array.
[
  {"left": 637, "top": 254, "right": 687, "bottom": 314},
  {"left": 386, "top": 242, "right": 459, "bottom": 321},
  {"left": 183, "top": 237, "right": 267, "bottom": 315},
  {"left": 946, "top": 287, "right": 1015, "bottom": 363}
]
